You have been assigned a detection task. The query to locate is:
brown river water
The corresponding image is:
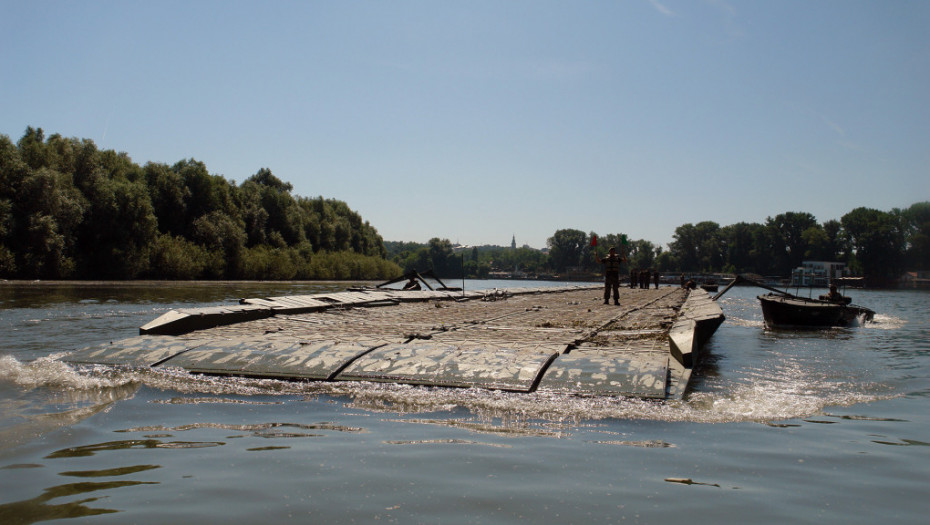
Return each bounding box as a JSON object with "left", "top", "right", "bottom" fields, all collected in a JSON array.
[{"left": 1, "top": 280, "right": 928, "bottom": 524}]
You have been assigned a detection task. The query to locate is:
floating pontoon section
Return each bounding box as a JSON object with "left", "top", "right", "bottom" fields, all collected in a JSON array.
[{"left": 65, "top": 285, "right": 724, "bottom": 399}]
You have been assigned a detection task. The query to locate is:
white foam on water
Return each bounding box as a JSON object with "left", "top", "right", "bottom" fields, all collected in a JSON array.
[
  {"left": 866, "top": 313, "right": 907, "bottom": 330},
  {"left": 724, "top": 316, "right": 766, "bottom": 329},
  {"left": 0, "top": 354, "right": 137, "bottom": 391},
  {"left": 1, "top": 354, "right": 895, "bottom": 428}
]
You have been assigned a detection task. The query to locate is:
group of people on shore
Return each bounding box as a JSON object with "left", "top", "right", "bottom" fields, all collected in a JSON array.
[{"left": 630, "top": 268, "right": 659, "bottom": 290}]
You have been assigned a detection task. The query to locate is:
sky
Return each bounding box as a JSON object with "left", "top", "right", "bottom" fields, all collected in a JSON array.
[{"left": 2, "top": 0, "right": 928, "bottom": 249}]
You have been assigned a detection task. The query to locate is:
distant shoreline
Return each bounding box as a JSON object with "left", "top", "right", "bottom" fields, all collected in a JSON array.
[
  {"left": 0, "top": 277, "right": 603, "bottom": 287},
  {"left": 0, "top": 279, "right": 370, "bottom": 287}
]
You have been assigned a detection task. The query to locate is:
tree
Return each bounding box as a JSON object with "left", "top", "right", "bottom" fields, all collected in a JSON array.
[
  {"left": 628, "top": 239, "right": 657, "bottom": 271},
  {"left": 841, "top": 207, "right": 906, "bottom": 284},
  {"left": 765, "top": 212, "right": 818, "bottom": 273},
  {"left": 76, "top": 175, "right": 157, "bottom": 278},
  {"left": 17, "top": 126, "right": 49, "bottom": 170},
  {"left": 248, "top": 167, "right": 293, "bottom": 192},
  {"left": 247, "top": 168, "right": 304, "bottom": 246},
  {"left": 145, "top": 162, "right": 191, "bottom": 237},
  {"left": 17, "top": 168, "right": 86, "bottom": 278},
  {"left": 655, "top": 250, "right": 677, "bottom": 273},
  {"left": 149, "top": 233, "right": 210, "bottom": 279},
  {"left": 669, "top": 222, "right": 720, "bottom": 272},
  {"left": 427, "top": 237, "right": 456, "bottom": 276},
  {"left": 192, "top": 211, "right": 247, "bottom": 277},
  {"left": 801, "top": 225, "right": 830, "bottom": 261},
  {"left": 822, "top": 219, "right": 846, "bottom": 261},
  {"left": 173, "top": 159, "right": 235, "bottom": 229},
  {"left": 0, "top": 136, "right": 27, "bottom": 275},
  {"left": 902, "top": 202, "right": 930, "bottom": 270},
  {"left": 0, "top": 199, "right": 13, "bottom": 274},
  {"left": 547, "top": 228, "right": 587, "bottom": 272},
  {"left": 720, "top": 222, "right": 763, "bottom": 273},
  {"left": 1, "top": 127, "right": 393, "bottom": 280}
]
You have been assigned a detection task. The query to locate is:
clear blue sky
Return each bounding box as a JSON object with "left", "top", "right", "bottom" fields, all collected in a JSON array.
[{"left": 2, "top": 1, "right": 927, "bottom": 249}]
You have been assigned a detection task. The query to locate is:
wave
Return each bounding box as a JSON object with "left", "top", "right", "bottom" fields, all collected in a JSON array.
[
  {"left": 1, "top": 353, "right": 897, "bottom": 430},
  {"left": 867, "top": 313, "right": 908, "bottom": 330},
  {"left": 0, "top": 354, "right": 138, "bottom": 391}
]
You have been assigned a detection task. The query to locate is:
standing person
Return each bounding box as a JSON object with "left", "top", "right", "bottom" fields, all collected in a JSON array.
[
  {"left": 595, "top": 247, "right": 624, "bottom": 305},
  {"left": 653, "top": 270, "right": 660, "bottom": 289}
]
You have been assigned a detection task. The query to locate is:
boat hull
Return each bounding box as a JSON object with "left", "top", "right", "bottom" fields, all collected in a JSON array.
[{"left": 758, "top": 294, "right": 873, "bottom": 328}]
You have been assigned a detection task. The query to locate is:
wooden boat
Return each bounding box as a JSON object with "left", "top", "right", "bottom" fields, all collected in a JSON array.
[
  {"left": 713, "top": 274, "right": 875, "bottom": 329},
  {"left": 758, "top": 293, "right": 874, "bottom": 328}
]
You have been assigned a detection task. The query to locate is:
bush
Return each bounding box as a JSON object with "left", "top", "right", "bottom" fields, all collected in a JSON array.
[{"left": 149, "top": 234, "right": 210, "bottom": 279}]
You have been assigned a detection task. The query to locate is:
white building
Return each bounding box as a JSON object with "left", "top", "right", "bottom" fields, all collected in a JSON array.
[{"left": 791, "top": 261, "right": 847, "bottom": 287}]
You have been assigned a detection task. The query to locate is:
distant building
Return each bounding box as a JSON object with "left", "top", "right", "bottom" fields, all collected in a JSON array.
[
  {"left": 900, "top": 271, "right": 930, "bottom": 289},
  {"left": 511, "top": 235, "right": 516, "bottom": 250},
  {"left": 791, "top": 261, "right": 848, "bottom": 287}
]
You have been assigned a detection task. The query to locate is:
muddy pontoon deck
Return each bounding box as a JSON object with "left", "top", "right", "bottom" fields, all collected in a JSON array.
[{"left": 65, "top": 285, "right": 724, "bottom": 400}]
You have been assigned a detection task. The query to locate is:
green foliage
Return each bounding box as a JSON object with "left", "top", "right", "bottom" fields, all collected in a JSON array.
[
  {"left": 662, "top": 206, "right": 927, "bottom": 284},
  {"left": 2, "top": 128, "right": 925, "bottom": 285},
  {"left": 145, "top": 161, "right": 191, "bottom": 237},
  {"left": 192, "top": 211, "right": 246, "bottom": 277},
  {"left": 765, "top": 212, "right": 818, "bottom": 273},
  {"left": 841, "top": 207, "right": 906, "bottom": 283},
  {"left": 719, "top": 222, "right": 763, "bottom": 273},
  {"left": 669, "top": 222, "right": 721, "bottom": 273},
  {"left": 627, "top": 239, "right": 658, "bottom": 271},
  {"left": 902, "top": 202, "right": 930, "bottom": 271},
  {"left": 0, "top": 128, "right": 396, "bottom": 281},
  {"left": 385, "top": 240, "right": 548, "bottom": 279},
  {"left": 76, "top": 172, "right": 156, "bottom": 278},
  {"left": 547, "top": 228, "right": 587, "bottom": 273},
  {"left": 149, "top": 233, "right": 211, "bottom": 280}
]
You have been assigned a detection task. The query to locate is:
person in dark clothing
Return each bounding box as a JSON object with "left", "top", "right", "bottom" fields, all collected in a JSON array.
[
  {"left": 653, "top": 270, "right": 660, "bottom": 289},
  {"left": 596, "top": 247, "right": 624, "bottom": 305},
  {"left": 822, "top": 283, "right": 843, "bottom": 302}
]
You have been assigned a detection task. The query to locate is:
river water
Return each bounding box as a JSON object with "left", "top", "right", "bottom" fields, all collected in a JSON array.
[{"left": 1, "top": 281, "right": 928, "bottom": 524}]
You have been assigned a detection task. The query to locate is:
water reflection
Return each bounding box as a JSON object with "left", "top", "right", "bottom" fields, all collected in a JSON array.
[
  {"left": 871, "top": 438, "right": 930, "bottom": 447},
  {"left": 0, "top": 480, "right": 156, "bottom": 525},
  {"left": 590, "top": 440, "right": 675, "bottom": 448},
  {"left": 113, "top": 421, "right": 366, "bottom": 435},
  {"left": 46, "top": 440, "right": 226, "bottom": 459},
  {"left": 59, "top": 465, "right": 161, "bottom": 478},
  {"left": 384, "top": 439, "right": 511, "bottom": 447}
]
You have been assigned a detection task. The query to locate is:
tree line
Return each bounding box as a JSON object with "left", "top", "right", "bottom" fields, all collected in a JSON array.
[
  {"left": 386, "top": 239, "right": 549, "bottom": 279},
  {"left": 389, "top": 205, "right": 929, "bottom": 286},
  {"left": 3, "top": 128, "right": 925, "bottom": 285},
  {"left": 544, "top": 206, "right": 929, "bottom": 286},
  {"left": 663, "top": 208, "right": 929, "bottom": 284},
  {"left": 0, "top": 127, "right": 400, "bottom": 280}
]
